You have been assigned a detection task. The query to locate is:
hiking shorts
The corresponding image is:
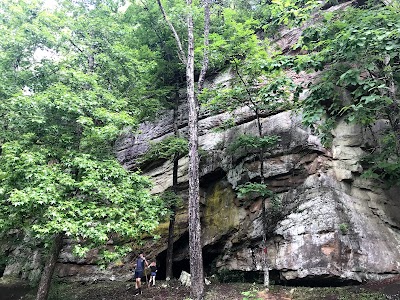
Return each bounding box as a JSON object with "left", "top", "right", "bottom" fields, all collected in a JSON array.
[{"left": 134, "top": 270, "right": 143, "bottom": 279}]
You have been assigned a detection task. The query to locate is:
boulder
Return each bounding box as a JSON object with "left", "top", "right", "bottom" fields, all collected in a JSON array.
[{"left": 179, "top": 271, "right": 191, "bottom": 287}]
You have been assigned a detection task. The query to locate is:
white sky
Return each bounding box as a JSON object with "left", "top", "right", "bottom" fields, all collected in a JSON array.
[{"left": 43, "top": 0, "right": 58, "bottom": 10}]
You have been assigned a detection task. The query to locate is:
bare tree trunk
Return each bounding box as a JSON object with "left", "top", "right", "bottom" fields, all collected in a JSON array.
[
  {"left": 35, "top": 234, "right": 63, "bottom": 300},
  {"left": 165, "top": 170, "right": 177, "bottom": 281},
  {"left": 165, "top": 213, "right": 175, "bottom": 281},
  {"left": 256, "top": 110, "right": 269, "bottom": 289},
  {"left": 156, "top": 0, "right": 187, "bottom": 65},
  {"left": 156, "top": 1, "right": 210, "bottom": 297},
  {"left": 187, "top": 1, "right": 204, "bottom": 299},
  {"left": 156, "top": 0, "right": 188, "bottom": 281}
]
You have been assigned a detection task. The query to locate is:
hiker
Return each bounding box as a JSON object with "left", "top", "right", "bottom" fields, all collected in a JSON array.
[
  {"left": 134, "top": 252, "right": 148, "bottom": 294},
  {"left": 148, "top": 261, "right": 157, "bottom": 287}
]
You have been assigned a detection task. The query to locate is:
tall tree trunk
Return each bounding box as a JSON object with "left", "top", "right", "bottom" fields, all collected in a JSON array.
[
  {"left": 165, "top": 155, "right": 178, "bottom": 281},
  {"left": 35, "top": 234, "right": 63, "bottom": 300},
  {"left": 156, "top": 1, "right": 210, "bottom": 297},
  {"left": 165, "top": 216, "right": 175, "bottom": 280},
  {"left": 166, "top": 96, "right": 180, "bottom": 281},
  {"left": 187, "top": 1, "right": 204, "bottom": 299},
  {"left": 256, "top": 110, "right": 269, "bottom": 289}
]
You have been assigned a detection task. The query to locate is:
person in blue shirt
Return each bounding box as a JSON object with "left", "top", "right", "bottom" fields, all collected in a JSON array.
[{"left": 134, "top": 252, "right": 148, "bottom": 294}]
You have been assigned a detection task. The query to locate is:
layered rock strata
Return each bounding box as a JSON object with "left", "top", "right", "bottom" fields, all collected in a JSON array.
[{"left": 112, "top": 101, "right": 400, "bottom": 283}]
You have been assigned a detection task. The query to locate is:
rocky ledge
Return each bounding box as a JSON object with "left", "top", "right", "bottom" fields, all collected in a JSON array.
[{"left": 113, "top": 99, "right": 400, "bottom": 284}]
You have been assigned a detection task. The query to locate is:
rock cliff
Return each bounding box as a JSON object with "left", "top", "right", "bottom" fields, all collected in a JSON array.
[
  {"left": 112, "top": 86, "right": 400, "bottom": 284},
  {"left": 3, "top": 72, "right": 399, "bottom": 286}
]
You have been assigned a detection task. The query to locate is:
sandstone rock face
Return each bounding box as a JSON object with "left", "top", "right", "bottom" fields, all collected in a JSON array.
[
  {"left": 114, "top": 103, "right": 400, "bottom": 284},
  {"left": 8, "top": 101, "right": 392, "bottom": 284},
  {"left": 3, "top": 87, "right": 399, "bottom": 285},
  {"left": 2, "top": 246, "right": 42, "bottom": 282}
]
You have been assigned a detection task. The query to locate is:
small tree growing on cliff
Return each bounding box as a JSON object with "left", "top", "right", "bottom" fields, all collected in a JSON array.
[{"left": 202, "top": 37, "right": 297, "bottom": 287}]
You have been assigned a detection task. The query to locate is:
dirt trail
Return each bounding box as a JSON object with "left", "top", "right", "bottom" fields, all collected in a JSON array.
[
  {"left": 0, "top": 283, "right": 32, "bottom": 300},
  {"left": 1, "top": 276, "right": 399, "bottom": 300},
  {"left": 363, "top": 275, "right": 400, "bottom": 299}
]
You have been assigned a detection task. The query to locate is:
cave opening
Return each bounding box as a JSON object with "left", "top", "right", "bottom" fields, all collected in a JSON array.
[
  {"left": 202, "top": 250, "right": 220, "bottom": 275},
  {"left": 155, "top": 234, "right": 228, "bottom": 280},
  {"left": 172, "top": 259, "right": 190, "bottom": 279},
  {"left": 0, "top": 250, "right": 10, "bottom": 278},
  {"left": 155, "top": 243, "right": 359, "bottom": 287},
  {"left": 202, "top": 241, "right": 226, "bottom": 275},
  {"left": 155, "top": 232, "right": 191, "bottom": 280},
  {"left": 155, "top": 250, "right": 191, "bottom": 280},
  {"left": 199, "top": 167, "right": 226, "bottom": 188}
]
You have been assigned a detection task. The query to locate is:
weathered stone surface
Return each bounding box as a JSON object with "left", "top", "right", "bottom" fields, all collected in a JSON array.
[
  {"left": 179, "top": 271, "right": 191, "bottom": 287},
  {"left": 116, "top": 110, "right": 399, "bottom": 285},
  {"left": 3, "top": 247, "right": 42, "bottom": 282},
  {"left": 126, "top": 115, "right": 399, "bottom": 284}
]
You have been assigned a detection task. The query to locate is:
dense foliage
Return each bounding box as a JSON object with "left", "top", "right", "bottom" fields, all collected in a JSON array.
[
  {"left": 139, "top": 136, "right": 189, "bottom": 165},
  {"left": 0, "top": 0, "right": 166, "bottom": 262}
]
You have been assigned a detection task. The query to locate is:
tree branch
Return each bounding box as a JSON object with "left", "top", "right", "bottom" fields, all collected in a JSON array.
[
  {"left": 156, "top": 0, "right": 187, "bottom": 65},
  {"left": 68, "top": 38, "right": 85, "bottom": 54},
  {"left": 197, "top": 0, "right": 211, "bottom": 93}
]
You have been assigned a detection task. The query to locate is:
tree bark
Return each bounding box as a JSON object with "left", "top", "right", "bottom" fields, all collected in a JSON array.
[
  {"left": 35, "top": 234, "right": 63, "bottom": 300},
  {"left": 165, "top": 216, "right": 175, "bottom": 281},
  {"left": 156, "top": 1, "right": 210, "bottom": 297},
  {"left": 156, "top": 0, "right": 187, "bottom": 65},
  {"left": 187, "top": 0, "right": 204, "bottom": 298},
  {"left": 165, "top": 159, "right": 178, "bottom": 281}
]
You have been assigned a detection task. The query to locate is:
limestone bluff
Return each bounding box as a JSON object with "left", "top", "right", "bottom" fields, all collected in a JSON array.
[{"left": 113, "top": 81, "right": 400, "bottom": 284}]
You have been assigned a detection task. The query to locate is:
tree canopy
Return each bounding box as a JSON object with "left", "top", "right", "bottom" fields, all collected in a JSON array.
[{"left": 0, "top": 0, "right": 167, "bottom": 263}]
